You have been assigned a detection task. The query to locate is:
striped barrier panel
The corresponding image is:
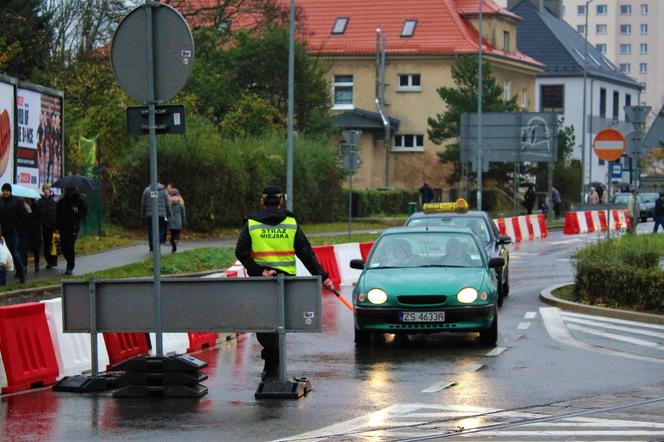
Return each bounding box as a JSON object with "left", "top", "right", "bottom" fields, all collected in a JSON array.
[
  {"left": 563, "top": 209, "right": 631, "bottom": 234},
  {"left": 494, "top": 214, "right": 548, "bottom": 243}
]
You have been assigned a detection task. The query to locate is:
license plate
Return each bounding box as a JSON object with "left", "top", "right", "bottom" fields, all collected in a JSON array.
[{"left": 400, "top": 311, "right": 445, "bottom": 322}]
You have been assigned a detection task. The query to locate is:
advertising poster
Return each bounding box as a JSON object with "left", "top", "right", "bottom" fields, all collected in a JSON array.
[
  {"left": 38, "top": 94, "right": 63, "bottom": 187},
  {"left": 16, "top": 88, "right": 40, "bottom": 188},
  {"left": 0, "top": 81, "right": 15, "bottom": 186}
]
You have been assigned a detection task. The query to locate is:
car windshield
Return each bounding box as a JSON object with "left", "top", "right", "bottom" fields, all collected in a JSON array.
[
  {"left": 640, "top": 193, "right": 658, "bottom": 203},
  {"left": 614, "top": 195, "right": 629, "bottom": 204},
  {"left": 406, "top": 216, "right": 491, "bottom": 244},
  {"left": 367, "top": 232, "right": 484, "bottom": 269}
]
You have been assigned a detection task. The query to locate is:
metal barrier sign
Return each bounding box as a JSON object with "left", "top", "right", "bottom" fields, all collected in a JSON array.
[{"left": 62, "top": 277, "right": 322, "bottom": 333}]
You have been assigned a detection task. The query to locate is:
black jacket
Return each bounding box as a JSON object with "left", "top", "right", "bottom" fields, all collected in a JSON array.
[
  {"left": 655, "top": 196, "right": 664, "bottom": 218},
  {"left": 40, "top": 193, "right": 57, "bottom": 227},
  {"left": 56, "top": 193, "right": 87, "bottom": 231},
  {"left": 0, "top": 195, "right": 28, "bottom": 233},
  {"left": 235, "top": 207, "right": 329, "bottom": 279}
]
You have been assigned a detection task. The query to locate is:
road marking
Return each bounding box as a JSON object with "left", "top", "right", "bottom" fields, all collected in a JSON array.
[
  {"left": 517, "top": 321, "right": 531, "bottom": 330},
  {"left": 421, "top": 380, "right": 456, "bottom": 393},
  {"left": 563, "top": 316, "right": 664, "bottom": 339},
  {"left": 524, "top": 312, "right": 537, "bottom": 319},
  {"left": 561, "top": 311, "right": 664, "bottom": 330},
  {"left": 485, "top": 347, "right": 507, "bottom": 357},
  {"left": 568, "top": 324, "right": 664, "bottom": 350},
  {"left": 464, "top": 363, "right": 485, "bottom": 372}
]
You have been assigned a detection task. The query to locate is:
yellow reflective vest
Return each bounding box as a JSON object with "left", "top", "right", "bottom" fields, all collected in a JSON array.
[{"left": 248, "top": 216, "right": 297, "bottom": 275}]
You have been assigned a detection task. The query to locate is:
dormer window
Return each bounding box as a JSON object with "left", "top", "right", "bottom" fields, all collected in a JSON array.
[
  {"left": 401, "top": 19, "right": 416, "bottom": 37},
  {"left": 332, "top": 17, "right": 348, "bottom": 35}
]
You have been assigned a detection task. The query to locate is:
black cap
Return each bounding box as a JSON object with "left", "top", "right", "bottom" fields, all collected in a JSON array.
[
  {"left": 1, "top": 183, "right": 11, "bottom": 192},
  {"left": 262, "top": 185, "right": 283, "bottom": 206}
]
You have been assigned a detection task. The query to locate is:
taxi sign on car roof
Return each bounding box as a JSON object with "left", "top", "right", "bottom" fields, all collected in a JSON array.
[{"left": 422, "top": 198, "right": 470, "bottom": 213}]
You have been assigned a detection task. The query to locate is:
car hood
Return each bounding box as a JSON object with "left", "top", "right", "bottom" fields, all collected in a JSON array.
[{"left": 359, "top": 267, "right": 487, "bottom": 295}]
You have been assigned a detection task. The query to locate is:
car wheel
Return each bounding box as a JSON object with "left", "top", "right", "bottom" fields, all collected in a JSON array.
[
  {"left": 502, "top": 269, "right": 510, "bottom": 296},
  {"left": 480, "top": 314, "right": 498, "bottom": 346},
  {"left": 497, "top": 288, "right": 504, "bottom": 307},
  {"left": 354, "top": 328, "right": 371, "bottom": 346}
]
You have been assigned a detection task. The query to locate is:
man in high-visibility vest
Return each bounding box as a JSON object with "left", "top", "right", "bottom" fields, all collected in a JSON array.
[{"left": 235, "top": 185, "right": 334, "bottom": 380}]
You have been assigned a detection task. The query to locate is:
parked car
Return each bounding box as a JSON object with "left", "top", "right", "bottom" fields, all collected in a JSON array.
[{"left": 612, "top": 193, "right": 651, "bottom": 221}]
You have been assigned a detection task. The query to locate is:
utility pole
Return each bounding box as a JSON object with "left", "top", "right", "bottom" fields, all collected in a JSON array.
[
  {"left": 580, "top": 0, "right": 594, "bottom": 203},
  {"left": 286, "top": 0, "right": 295, "bottom": 210},
  {"left": 476, "top": 0, "right": 483, "bottom": 210}
]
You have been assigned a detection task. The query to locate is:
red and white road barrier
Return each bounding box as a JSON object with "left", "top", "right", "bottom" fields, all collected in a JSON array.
[
  {"left": 494, "top": 214, "right": 548, "bottom": 243},
  {"left": 563, "top": 209, "right": 630, "bottom": 235}
]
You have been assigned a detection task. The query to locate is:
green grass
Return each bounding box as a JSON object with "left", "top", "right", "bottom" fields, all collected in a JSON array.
[
  {"left": 309, "top": 233, "right": 380, "bottom": 246},
  {"left": 76, "top": 235, "right": 134, "bottom": 255},
  {"left": 552, "top": 284, "right": 586, "bottom": 304}
]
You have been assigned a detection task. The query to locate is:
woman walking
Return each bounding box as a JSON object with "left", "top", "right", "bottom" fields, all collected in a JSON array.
[{"left": 168, "top": 188, "right": 186, "bottom": 252}]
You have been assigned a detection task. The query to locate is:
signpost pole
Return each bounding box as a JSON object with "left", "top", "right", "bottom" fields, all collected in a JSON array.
[
  {"left": 348, "top": 160, "right": 352, "bottom": 242},
  {"left": 476, "top": 0, "right": 483, "bottom": 211},
  {"left": 145, "top": 1, "right": 163, "bottom": 357},
  {"left": 286, "top": 0, "right": 295, "bottom": 211}
]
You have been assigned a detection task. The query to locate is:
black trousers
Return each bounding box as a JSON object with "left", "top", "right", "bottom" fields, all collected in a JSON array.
[
  {"left": 43, "top": 225, "right": 58, "bottom": 266},
  {"left": 256, "top": 332, "right": 279, "bottom": 366},
  {"left": 169, "top": 229, "right": 181, "bottom": 250},
  {"left": 60, "top": 228, "right": 78, "bottom": 271}
]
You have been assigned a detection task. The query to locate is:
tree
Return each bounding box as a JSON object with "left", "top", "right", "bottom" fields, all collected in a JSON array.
[
  {"left": 428, "top": 56, "right": 518, "bottom": 185},
  {"left": 219, "top": 92, "right": 285, "bottom": 138},
  {"left": 0, "top": 0, "right": 52, "bottom": 79}
]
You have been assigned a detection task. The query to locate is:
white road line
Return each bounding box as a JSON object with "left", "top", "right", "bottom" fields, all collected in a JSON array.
[
  {"left": 464, "top": 363, "right": 485, "bottom": 372},
  {"left": 539, "top": 307, "right": 664, "bottom": 364},
  {"left": 517, "top": 322, "right": 531, "bottom": 330},
  {"left": 567, "top": 324, "right": 664, "bottom": 350},
  {"left": 456, "top": 430, "right": 664, "bottom": 437},
  {"left": 524, "top": 312, "right": 537, "bottom": 319},
  {"left": 563, "top": 316, "right": 664, "bottom": 339},
  {"left": 485, "top": 347, "right": 507, "bottom": 357},
  {"left": 561, "top": 311, "right": 664, "bottom": 330},
  {"left": 421, "top": 380, "right": 456, "bottom": 393}
]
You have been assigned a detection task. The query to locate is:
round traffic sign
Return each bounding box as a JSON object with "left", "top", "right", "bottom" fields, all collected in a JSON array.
[
  {"left": 592, "top": 128, "right": 626, "bottom": 162},
  {"left": 111, "top": 3, "right": 194, "bottom": 103}
]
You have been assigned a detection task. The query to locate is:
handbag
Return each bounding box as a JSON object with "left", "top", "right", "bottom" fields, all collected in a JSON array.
[
  {"left": 51, "top": 232, "right": 61, "bottom": 256},
  {"left": 0, "top": 240, "right": 14, "bottom": 272}
]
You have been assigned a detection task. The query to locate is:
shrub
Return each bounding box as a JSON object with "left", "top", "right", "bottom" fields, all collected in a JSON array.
[{"left": 349, "top": 189, "right": 419, "bottom": 217}]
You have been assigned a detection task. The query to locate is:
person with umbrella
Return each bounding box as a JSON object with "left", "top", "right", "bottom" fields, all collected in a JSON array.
[
  {"left": 56, "top": 187, "right": 87, "bottom": 275},
  {"left": 40, "top": 183, "right": 58, "bottom": 269},
  {"left": 0, "top": 184, "right": 28, "bottom": 283}
]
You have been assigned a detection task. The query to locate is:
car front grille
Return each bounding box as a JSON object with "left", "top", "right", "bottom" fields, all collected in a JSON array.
[{"left": 397, "top": 295, "right": 447, "bottom": 305}]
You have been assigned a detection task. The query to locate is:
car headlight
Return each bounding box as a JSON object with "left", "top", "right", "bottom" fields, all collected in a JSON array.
[
  {"left": 457, "top": 287, "right": 478, "bottom": 304},
  {"left": 367, "top": 288, "right": 388, "bottom": 304}
]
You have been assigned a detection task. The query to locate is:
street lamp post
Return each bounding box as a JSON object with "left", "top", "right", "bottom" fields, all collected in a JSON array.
[
  {"left": 286, "top": 0, "right": 295, "bottom": 210},
  {"left": 476, "top": 0, "right": 483, "bottom": 210},
  {"left": 580, "top": 0, "right": 594, "bottom": 203}
]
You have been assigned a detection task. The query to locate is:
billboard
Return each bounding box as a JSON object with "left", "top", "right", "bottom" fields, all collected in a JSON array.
[
  {"left": 460, "top": 112, "right": 558, "bottom": 164},
  {"left": 16, "top": 86, "right": 63, "bottom": 189},
  {"left": 0, "top": 78, "right": 15, "bottom": 186}
]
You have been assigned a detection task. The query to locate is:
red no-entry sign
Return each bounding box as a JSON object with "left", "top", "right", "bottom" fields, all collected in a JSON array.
[{"left": 593, "top": 128, "right": 626, "bottom": 162}]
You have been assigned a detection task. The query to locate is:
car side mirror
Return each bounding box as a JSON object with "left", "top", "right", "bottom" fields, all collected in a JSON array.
[
  {"left": 488, "top": 257, "right": 505, "bottom": 268},
  {"left": 350, "top": 259, "right": 365, "bottom": 270},
  {"left": 498, "top": 236, "right": 512, "bottom": 245}
]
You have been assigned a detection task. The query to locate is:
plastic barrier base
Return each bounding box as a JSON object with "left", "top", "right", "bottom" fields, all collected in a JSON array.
[
  {"left": 52, "top": 372, "right": 126, "bottom": 393},
  {"left": 255, "top": 377, "right": 312, "bottom": 399}
]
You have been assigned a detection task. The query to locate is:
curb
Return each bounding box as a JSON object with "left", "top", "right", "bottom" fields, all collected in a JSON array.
[{"left": 540, "top": 283, "right": 664, "bottom": 325}]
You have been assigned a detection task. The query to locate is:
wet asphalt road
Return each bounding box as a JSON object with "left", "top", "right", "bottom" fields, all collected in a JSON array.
[{"left": 2, "top": 225, "right": 664, "bottom": 441}]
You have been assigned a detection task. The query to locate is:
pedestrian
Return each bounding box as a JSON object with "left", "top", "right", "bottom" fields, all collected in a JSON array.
[
  {"left": 588, "top": 187, "right": 599, "bottom": 204},
  {"left": 235, "top": 185, "right": 335, "bottom": 381},
  {"left": 627, "top": 188, "right": 639, "bottom": 234},
  {"left": 523, "top": 185, "right": 536, "bottom": 215},
  {"left": 551, "top": 186, "right": 562, "bottom": 220},
  {"left": 40, "top": 183, "right": 58, "bottom": 268},
  {"left": 140, "top": 182, "right": 171, "bottom": 252},
  {"left": 0, "top": 184, "right": 28, "bottom": 283},
  {"left": 56, "top": 187, "right": 87, "bottom": 275},
  {"left": 419, "top": 182, "right": 435, "bottom": 205},
  {"left": 20, "top": 198, "right": 42, "bottom": 272},
  {"left": 653, "top": 192, "right": 664, "bottom": 233},
  {"left": 167, "top": 187, "right": 186, "bottom": 253}
]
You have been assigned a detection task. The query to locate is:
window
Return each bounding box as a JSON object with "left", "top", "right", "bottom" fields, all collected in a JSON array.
[
  {"left": 596, "top": 24, "right": 607, "bottom": 34},
  {"left": 641, "top": 4, "right": 649, "bottom": 15},
  {"left": 393, "top": 134, "right": 424, "bottom": 151},
  {"left": 577, "top": 5, "right": 586, "bottom": 15},
  {"left": 540, "top": 85, "right": 564, "bottom": 113},
  {"left": 641, "top": 24, "right": 648, "bottom": 34},
  {"left": 626, "top": 94, "right": 632, "bottom": 107},
  {"left": 640, "top": 43, "right": 648, "bottom": 54},
  {"left": 620, "top": 4, "right": 631, "bottom": 15},
  {"left": 640, "top": 62, "right": 648, "bottom": 73},
  {"left": 613, "top": 90, "right": 620, "bottom": 119},
  {"left": 521, "top": 88, "right": 529, "bottom": 109},
  {"left": 599, "top": 88, "right": 607, "bottom": 118},
  {"left": 503, "top": 80, "right": 512, "bottom": 100},
  {"left": 332, "top": 75, "right": 353, "bottom": 109},
  {"left": 596, "top": 43, "right": 607, "bottom": 54},
  {"left": 503, "top": 31, "right": 510, "bottom": 51},
  {"left": 332, "top": 17, "right": 348, "bottom": 34},
  {"left": 401, "top": 19, "right": 416, "bottom": 37},
  {"left": 620, "top": 24, "right": 631, "bottom": 35},
  {"left": 620, "top": 43, "right": 631, "bottom": 54},
  {"left": 577, "top": 24, "right": 587, "bottom": 35},
  {"left": 620, "top": 63, "right": 631, "bottom": 73},
  {"left": 596, "top": 4, "right": 607, "bottom": 15},
  {"left": 397, "top": 74, "right": 421, "bottom": 91}
]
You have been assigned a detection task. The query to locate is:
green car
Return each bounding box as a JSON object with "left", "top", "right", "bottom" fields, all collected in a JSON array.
[{"left": 350, "top": 226, "right": 504, "bottom": 346}]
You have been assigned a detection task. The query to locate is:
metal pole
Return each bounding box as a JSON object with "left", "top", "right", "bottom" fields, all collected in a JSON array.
[
  {"left": 635, "top": 90, "right": 642, "bottom": 192},
  {"left": 580, "top": 0, "right": 593, "bottom": 203},
  {"left": 348, "top": 166, "right": 352, "bottom": 241},
  {"left": 146, "top": 1, "right": 163, "bottom": 357},
  {"left": 286, "top": 0, "right": 295, "bottom": 211},
  {"left": 89, "top": 277, "right": 98, "bottom": 376},
  {"left": 476, "top": 0, "right": 483, "bottom": 210},
  {"left": 277, "top": 275, "right": 287, "bottom": 382}
]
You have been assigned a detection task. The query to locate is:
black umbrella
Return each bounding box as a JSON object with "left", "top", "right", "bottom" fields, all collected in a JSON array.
[{"left": 52, "top": 175, "right": 97, "bottom": 191}]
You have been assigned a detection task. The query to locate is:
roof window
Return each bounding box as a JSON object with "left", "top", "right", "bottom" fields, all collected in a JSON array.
[
  {"left": 332, "top": 17, "right": 348, "bottom": 34},
  {"left": 401, "top": 19, "right": 417, "bottom": 37}
]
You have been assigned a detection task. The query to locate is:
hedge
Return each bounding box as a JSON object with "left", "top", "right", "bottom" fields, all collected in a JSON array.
[
  {"left": 349, "top": 189, "right": 419, "bottom": 217},
  {"left": 573, "top": 234, "right": 664, "bottom": 312}
]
